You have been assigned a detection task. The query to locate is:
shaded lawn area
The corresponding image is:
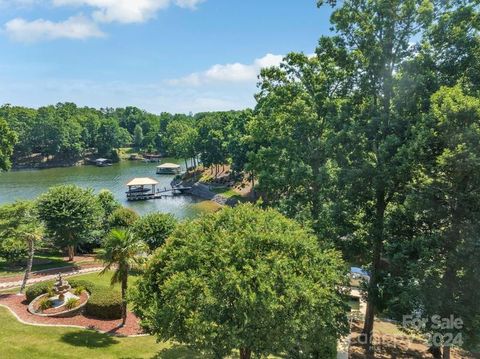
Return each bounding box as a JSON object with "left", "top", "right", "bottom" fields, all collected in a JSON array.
[
  {"left": 0, "top": 253, "right": 74, "bottom": 278},
  {"left": 0, "top": 306, "right": 203, "bottom": 359},
  {"left": 211, "top": 187, "right": 248, "bottom": 202}
]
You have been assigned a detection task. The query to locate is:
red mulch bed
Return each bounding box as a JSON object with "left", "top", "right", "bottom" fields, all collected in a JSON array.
[{"left": 0, "top": 293, "right": 144, "bottom": 336}]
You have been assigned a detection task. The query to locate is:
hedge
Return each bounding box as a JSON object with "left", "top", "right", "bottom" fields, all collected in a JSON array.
[
  {"left": 85, "top": 287, "right": 122, "bottom": 319},
  {"left": 25, "top": 281, "right": 54, "bottom": 303},
  {"left": 68, "top": 279, "right": 98, "bottom": 294}
]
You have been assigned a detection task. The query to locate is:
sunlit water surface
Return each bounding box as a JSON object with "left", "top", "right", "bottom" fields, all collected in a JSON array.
[{"left": 0, "top": 160, "right": 215, "bottom": 218}]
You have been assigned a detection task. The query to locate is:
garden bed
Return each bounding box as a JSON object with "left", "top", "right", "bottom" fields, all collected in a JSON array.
[
  {"left": 28, "top": 291, "right": 89, "bottom": 317},
  {"left": 0, "top": 294, "right": 143, "bottom": 336}
]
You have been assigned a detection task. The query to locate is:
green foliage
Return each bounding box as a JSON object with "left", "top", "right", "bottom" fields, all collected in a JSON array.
[
  {"left": 132, "top": 212, "right": 177, "bottom": 250},
  {"left": 36, "top": 185, "right": 101, "bottom": 257},
  {"left": 133, "top": 124, "right": 144, "bottom": 150},
  {"left": 85, "top": 288, "right": 122, "bottom": 319},
  {"left": 132, "top": 204, "right": 348, "bottom": 358},
  {"left": 64, "top": 298, "right": 79, "bottom": 310},
  {"left": 69, "top": 277, "right": 122, "bottom": 319},
  {"left": 72, "top": 286, "right": 85, "bottom": 296},
  {"left": 38, "top": 298, "right": 53, "bottom": 311},
  {"left": 0, "top": 238, "right": 27, "bottom": 264},
  {"left": 385, "top": 85, "right": 480, "bottom": 350},
  {"left": 26, "top": 281, "right": 54, "bottom": 303},
  {"left": 99, "top": 229, "right": 147, "bottom": 324},
  {"left": 0, "top": 117, "right": 18, "bottom": 171},
  {"left": 0, "top": 201, "right": 43, "bottom": 264},
  {"left": 68, "top": 279, "right": 98, "bottom": 294},
  {"left": 108, "top": 207, "right": 139, "bottom": 229}
]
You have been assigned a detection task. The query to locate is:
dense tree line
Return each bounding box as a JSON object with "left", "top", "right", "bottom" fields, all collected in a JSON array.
[{"left": 0, "top": 102, "right": 251, "bottom": 170}]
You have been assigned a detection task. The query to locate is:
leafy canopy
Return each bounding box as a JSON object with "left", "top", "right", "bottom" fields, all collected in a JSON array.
[{"left": 133, "top": 204, "right": 348, "bottom": 359}]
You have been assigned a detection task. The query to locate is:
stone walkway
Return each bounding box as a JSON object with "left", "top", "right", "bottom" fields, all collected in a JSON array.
[
  {"left": 337, "top": 287, "right": 367, "bottom": 359},
  {"left": 0, "top": 266, "right": 104, "bottom": 289}
]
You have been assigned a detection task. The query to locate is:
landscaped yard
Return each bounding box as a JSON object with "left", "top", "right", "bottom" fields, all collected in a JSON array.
[
  {"left": 0, "top": 251, "right": 101, "bottom": 278},
  {"left": 0, "top": 306, "right": 202, "bottom": 359}
]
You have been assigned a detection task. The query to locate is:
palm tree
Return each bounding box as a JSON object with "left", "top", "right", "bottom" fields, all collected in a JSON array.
[
  {"left": 99, "top": 228, "right": 146, "bottom": 326},
  {"left": 18, "top": 222, "right": 43, "bottom": 294}
]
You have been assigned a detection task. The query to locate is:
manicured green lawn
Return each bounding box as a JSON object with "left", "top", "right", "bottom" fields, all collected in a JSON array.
[{"left": 0, "top": 306, "right": 202, "bottom": 359}]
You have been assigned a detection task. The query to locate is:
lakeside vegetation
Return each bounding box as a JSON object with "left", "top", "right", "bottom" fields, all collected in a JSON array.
[{"left": 0, "top": 0, "right": 479, "bottom": 358}]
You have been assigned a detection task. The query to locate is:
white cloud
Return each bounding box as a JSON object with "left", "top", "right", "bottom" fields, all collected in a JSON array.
[
  {"left": 169, "top": 53, "right": 284, "bottom": 86},
  {"left": 51, "top": 0, "right": 204, "bottom": 23},
  {"left": 4, "top": 14, "right": 105, "bottom": 42}
]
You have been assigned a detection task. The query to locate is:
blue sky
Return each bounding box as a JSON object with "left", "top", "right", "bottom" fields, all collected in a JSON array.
[{"left": 0, "top": 1, "right": 333, "bottom": 113}]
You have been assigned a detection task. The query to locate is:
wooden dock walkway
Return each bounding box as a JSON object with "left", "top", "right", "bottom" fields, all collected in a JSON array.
[{"left": 127, "top": 186, "right": 192, "bottom": 201}]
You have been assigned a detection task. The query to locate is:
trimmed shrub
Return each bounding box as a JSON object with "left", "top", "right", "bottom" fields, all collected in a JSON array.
[
  {"left": 65, "top": 298, "right": 79, "bottom": 310},
  {"left": 73, "top": 286, "right": 85, "bottom": 296},
  {"left": 85, "top": 288, "right": 122, "bottom": 319},
  {"left": 69, "top": 279, "right": 98, "bottom": 294},
  {"left": 38, "top": 298, "right": 53, "bottom": 311},
  {"left": 26, "top": 281, "right": 54, "bottom": 303}
]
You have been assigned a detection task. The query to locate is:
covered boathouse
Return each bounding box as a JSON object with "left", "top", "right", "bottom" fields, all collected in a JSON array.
[{"left": 126, "top": 177, "right": 159, "bottom": 201}]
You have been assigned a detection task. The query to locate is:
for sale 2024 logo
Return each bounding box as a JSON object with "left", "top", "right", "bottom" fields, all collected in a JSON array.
[{"left": 403, "top": 315, "right": 464, "bottom": 346}]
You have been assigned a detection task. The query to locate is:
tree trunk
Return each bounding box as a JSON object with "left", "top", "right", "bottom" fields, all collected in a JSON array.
[
  {"left": 442, "top": 346, "right": 451, "bottom": 359},
  {"left": 251, "top": 172, "right": 256, "bottom": 200},
  {"left": 429, "top": 346, "right": 442, "bottom": 359},
  {"left": 362, "top": 189, "right": 386, "bottom": 354},
  {"left": 67, "top": 245, "right": 75, "bottom": 261},
  {"left": 121, "top": 271, "right": 128, "bottom": 326},
  {"left": 239, "top": 348, "right": 251, "bottom": 359},
  {"left": 19, "top": 238, "right": 35, "bottom": 294},
  {"left": 310, "top": 153, "right": 322, "bottom": 232},
  {"left": 184, "top": 158, "right": 188, "bottom": 171}
]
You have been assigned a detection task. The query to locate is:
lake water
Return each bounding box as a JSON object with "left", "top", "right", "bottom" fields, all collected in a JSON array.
[{"left": 0, "top": 160, "right": 216, "bottom": 219}]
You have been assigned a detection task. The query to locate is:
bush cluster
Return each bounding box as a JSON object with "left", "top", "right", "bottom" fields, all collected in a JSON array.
[
  {"left": 69, "top": 279, "right": 98, "bottom": 294},
  {"left": 25, "top": 281, "right": 53, "bottom": 303},
  {"left": 70, "top": 279, "right": 122, "bottom": 319},
  {"left": 85, "top": 288, "right": 122, "bottom": 319}
]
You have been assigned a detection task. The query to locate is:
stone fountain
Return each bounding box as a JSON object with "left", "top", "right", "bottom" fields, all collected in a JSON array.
[{"left": 50, "top": 273, "right": 75, "bottom": 306}]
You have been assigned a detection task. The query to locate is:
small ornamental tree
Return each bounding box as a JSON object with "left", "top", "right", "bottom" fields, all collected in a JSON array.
[
  {"left": 132, "top": 204, "right": 348, "bottom": 359},
  {"left": 37, "top": 185, "right": 101, "bottom": 261},
  {"left": 132, "top": 212, "right": 177, "bottom": 251},
  {"left": 0, "top": 201, "right": 43, "bottom": 294},
  {"left": 108, "top": 207, "right": 139, "bottom": 229}
]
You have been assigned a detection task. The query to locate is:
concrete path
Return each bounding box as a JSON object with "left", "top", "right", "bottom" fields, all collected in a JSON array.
[
  {"left": 0, "top": 266, "right": 104, "bottom": 290},
  {"left": 337, "top": 287, "right": 367, "bottom": 359}
]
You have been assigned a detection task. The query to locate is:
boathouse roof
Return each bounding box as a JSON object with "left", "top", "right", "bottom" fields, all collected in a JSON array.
[
  {"left": 156, "top": 163, "right": 181, "bottom": 169},
  {"left": 126, "top": 177, "right": 159, "bottom": 186}
]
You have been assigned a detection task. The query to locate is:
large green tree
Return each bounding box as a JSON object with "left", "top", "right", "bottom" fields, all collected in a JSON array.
[
  {"left": 0, "top": 118, "right": 18, "bottom": 171},
  {"left": 131, "top": 212, "right": 177, "bottom": 251},
  {"left": 313, "top": 1, "right": 435, "bottom": 349},
  {"left": 384, "top": 85, "right": 480, "bottom": 359},
  {"left": 249, "top": 51, "right": 352, "bottom": 229},
  {"left": 37, "top": 185, "right": 101, "bottom": 261},
  {"left": 133, "top": 204, "right": 348, "bottom": 359}
]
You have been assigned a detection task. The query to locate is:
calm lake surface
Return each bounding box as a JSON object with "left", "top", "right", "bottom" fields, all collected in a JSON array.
[{"left": 0, "top": 160, "right": 216, "bottom": 218}]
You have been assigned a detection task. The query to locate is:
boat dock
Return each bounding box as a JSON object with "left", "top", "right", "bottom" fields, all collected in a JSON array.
[{"left": 126, "top": 177, "right": 192, "bottom": 201}]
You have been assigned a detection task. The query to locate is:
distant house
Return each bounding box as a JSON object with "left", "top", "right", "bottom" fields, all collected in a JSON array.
[
  {"left": 95, "top": 158, "right": 112, "bottom": 167},
  {"left": 156, "top": 163, "right": 181, "bottom": 175}
]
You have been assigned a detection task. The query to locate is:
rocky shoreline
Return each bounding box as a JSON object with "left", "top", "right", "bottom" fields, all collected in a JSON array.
[{"left": 188, "top": 182, "right": 240, "bottom": 207}]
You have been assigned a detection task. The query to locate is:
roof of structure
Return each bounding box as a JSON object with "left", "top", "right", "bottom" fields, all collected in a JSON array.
[
  {"left": 126, "top": 177, "right": 159, "bottom": 186},
  {"left": 156, "top": 163, "right": 181, "bottom": 169}
]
